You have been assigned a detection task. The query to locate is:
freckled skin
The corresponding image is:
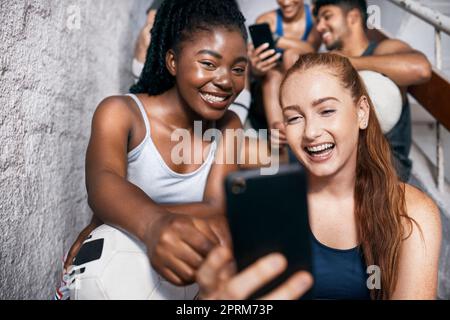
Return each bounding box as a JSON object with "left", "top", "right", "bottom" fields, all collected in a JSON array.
[{"left": 281, "top": 67, "right": 361, "bottom": 178}]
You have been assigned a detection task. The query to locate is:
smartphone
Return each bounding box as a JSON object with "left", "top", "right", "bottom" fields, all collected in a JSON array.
[
  {"left": 249, "top": 23, "right": 276, "bottom": 50},
  {"left": 225, "top": 164, "right": 312, "bottom": 299}
]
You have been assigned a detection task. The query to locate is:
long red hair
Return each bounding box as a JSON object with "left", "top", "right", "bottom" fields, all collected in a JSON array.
[{"left": 282, "top": 53, "right": 414, "bottom": 299}]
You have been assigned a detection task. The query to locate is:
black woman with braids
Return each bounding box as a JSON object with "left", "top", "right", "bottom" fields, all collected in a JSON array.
[{"left": 56, "top": 0, "right": 250, "bottom": 300}]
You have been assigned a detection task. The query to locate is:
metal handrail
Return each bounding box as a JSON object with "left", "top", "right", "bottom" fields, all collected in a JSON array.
[
  {"left": 386, "top": 0, "right": 449, "bottom": 191},
  {"left": 387, "top": 0, "right": 450, "bottom": 35}
]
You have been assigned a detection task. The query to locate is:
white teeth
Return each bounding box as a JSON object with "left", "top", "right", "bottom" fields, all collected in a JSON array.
[
  {"left": 200, "top": 93, "right": 227, "bottom": 103},
  {"left": 306, "top": 143, "right": 334, "bottom": 153}
]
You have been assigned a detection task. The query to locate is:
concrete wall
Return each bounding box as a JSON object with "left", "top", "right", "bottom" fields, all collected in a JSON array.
[{"left": 0, "top": 0, "right": 148, "bottom": 299}]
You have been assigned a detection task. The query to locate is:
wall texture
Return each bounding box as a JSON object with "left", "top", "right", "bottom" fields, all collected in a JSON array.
[{"left": 0, "top": 0, "right": 148, "bottom": 299}]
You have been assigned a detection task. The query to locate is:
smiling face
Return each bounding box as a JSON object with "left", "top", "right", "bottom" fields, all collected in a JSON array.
[
  {"left": 316, "top": 5, "right": 351, "bottom": 51},
  {"left": 166, "top": 27, "right": 248, "bottom": 120},
  {"left": 281, "top": 66, "right": 369, "bottom": 178},
  {"left": 277, "top": 0, "right": 304, "bottom": 20}
]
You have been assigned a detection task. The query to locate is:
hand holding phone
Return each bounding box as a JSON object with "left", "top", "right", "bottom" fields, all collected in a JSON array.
[
  {"left": 248, "top": 23, "right": 282, "bottom": 76},
  {"left": 197, "top": 246, "right": 313, "bottom": 300},
  {"left": 225, "top": 164, "right": 312, "bottom": 299},
  {"left": 249, "top": 23, "right": 277, "bottom": 51}
]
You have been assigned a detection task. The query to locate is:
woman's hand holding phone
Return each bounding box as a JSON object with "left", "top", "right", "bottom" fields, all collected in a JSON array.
[
  {"left": 197, "top": 246, "right": 313, "bottom": 300},
  {"left": 248, "top": 43, "right": 282, "bottom": 77}
]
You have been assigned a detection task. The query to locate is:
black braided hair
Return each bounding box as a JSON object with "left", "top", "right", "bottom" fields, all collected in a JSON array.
[{"left": 130, "top": 0, "right": 247, "bottom": 96}]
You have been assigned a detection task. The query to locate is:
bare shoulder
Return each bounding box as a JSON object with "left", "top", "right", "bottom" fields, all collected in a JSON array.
[
  {"left": 92, "top": 95, "right": 137, "bottom": 131},
  {"left": 94, "top": 95, "right": 132, "bottom": 116},
  {"left": 256, "top": 10, "right": 276, "bottom": 27},
  {"left": 374, "top": 38, "right": 413, "bottom": 55},
  {"left": 392, "top": 184, "right": 442, "bottom": 299},
  {"left": 403, "top": 183, "right": 441, "bottom": 239}
]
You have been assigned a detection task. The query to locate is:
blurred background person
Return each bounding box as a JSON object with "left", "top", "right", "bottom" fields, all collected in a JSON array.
[{"left": 313, "top": 0, "right": 432, "bottom": 182}]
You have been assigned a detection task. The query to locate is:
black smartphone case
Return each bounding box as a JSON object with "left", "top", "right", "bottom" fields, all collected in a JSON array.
[
  {"left": 249, "top": 23, "right": 276, "bottom": 51},
  {"left": 226, "top": 164, "right": 312, "bottom": 299}
]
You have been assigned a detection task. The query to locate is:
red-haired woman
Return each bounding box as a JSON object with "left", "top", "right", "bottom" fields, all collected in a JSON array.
[{"left": 197, "top": 53, "right": 441, "bottom": 300}]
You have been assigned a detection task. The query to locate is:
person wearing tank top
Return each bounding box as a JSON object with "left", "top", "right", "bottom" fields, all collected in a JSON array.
[
  {"left": 312, "top": 0, "right": 432, "bottom": 182},
  {"left": 58, "top": 0, "right": 250, "bottom": 300},
  {"left": 274, "top": 2, "right": 314, "bottom": 42},
  {"left": 131, "top": 1, "right": 252, "bottom": 126},
  {"left": 248, "top": 1, "right": 322, "bottom": 160},
  {"left": 196, "top": 53, "right": 441, "bottom": 300}
]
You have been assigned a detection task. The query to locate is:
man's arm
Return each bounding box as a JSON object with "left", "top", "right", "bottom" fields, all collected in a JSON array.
[
  {"left": 306, "top": 26, "right": 322, "bottom": 52},
  {"left": 276, "top": 36, "right": 315, "bottom": 53},
  {"left": 349, "top": 39, "right": 432, "bottom": 87},
  {"left": 254, "top": 13, "right": 315, "bottom": 54}
]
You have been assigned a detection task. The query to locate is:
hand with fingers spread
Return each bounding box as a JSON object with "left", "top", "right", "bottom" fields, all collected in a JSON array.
[
  {"left": 144, "top": 213, "right": 222, "bottom": 286},
  {"left": 197, "top": 247, "right": 313, "bottom": 300},
  {"left": 248, "top": 43, "right": 282, "bottom": 77}
]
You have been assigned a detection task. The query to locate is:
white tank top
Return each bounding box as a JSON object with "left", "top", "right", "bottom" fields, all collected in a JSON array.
[
  {"left": 125, "top": 93, "right": 217, "bottom": 299},
  {"left": 126, "top": 94, "right": 217, "bottom": 203}
]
